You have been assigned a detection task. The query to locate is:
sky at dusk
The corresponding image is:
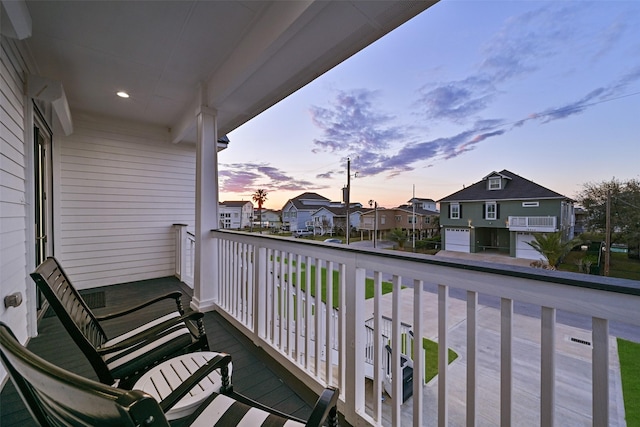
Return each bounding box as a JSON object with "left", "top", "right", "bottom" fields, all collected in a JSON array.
[{"left": 222, "top": 1, "right": 640, "bottom": 210}]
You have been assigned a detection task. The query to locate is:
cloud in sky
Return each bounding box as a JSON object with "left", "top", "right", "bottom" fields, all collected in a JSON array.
[
  {"left": 310, "top": 89, "right": 406, "bottom": 153},
  {"left": 414, "top": 76, "right": 495, "bottom": 123},
  {"left": 307, "top": 2, "right": 640, "bottom": 178},
  {"left": 220, "top": 163, "right": 321, "bottom": 194}
]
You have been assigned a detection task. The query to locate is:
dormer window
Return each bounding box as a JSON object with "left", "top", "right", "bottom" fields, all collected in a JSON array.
[{"left": 488, "top": 177, "right": 501, "bottom": 190}]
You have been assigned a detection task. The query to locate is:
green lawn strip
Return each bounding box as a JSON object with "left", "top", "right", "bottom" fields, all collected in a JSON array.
[
  {"left": 285, "top": 263, "right": 395, "bottom": 309},
  {"left": 618, "top": 338, "right": 640, "bottom": 425},
  {"left": 402, "top": 334, "right": 458, "bottom": 383}
]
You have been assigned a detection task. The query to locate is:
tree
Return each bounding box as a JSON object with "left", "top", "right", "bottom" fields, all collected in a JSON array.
[
  {"left": 576, "top": 178, "right": 640, "bottom": 257},
  {"left": 526, "top": 231, "right": 579, "bottom": 267},
  {"left": 388, "top": 228, "right": 408, "bottom": 249},
  {"left": 252, "top": 189, "right": 268, "bottom": 233}
]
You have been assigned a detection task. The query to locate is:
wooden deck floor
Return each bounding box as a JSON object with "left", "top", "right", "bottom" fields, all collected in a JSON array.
[{"left": 0, "top": 276, "right": 320, "bottom": 426}]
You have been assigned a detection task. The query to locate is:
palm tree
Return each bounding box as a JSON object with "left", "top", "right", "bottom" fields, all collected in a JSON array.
[
  {"left": 526, "top": 231, "right": 579, "bottom": 267},
  {"left": 252, "top": 189, "right": 268, "bottom": 234},
  {"left": 388, "top": 228, "right": 408, "bottom": 249}
]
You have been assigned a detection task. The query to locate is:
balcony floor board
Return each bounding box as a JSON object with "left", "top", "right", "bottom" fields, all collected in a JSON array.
[{"left": 1, "top": 276, "right": 320, "bottom": 427}]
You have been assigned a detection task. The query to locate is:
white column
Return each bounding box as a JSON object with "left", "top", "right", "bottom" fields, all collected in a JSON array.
[{"left": 191, "top": 105, "right": 219, "bottom": 312}]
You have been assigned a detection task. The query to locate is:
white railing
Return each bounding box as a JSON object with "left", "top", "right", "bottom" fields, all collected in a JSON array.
[
  {"left": 508, "top": 216, "right": 557, "bottom": 232},
  {"left": 174, "top": 224, "right": 195, "bottom": 288},
  {"left": 186, "top": 230, "right": 639, "bottom": 427}
]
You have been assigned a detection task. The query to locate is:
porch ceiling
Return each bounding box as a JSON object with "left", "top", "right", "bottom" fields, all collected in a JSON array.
[{"left": 21, "top": 0, "right": 436, "bottom": 143}]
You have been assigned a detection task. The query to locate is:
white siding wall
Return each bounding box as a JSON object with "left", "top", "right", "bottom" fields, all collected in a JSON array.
[
  {"left": 0, "top": 36, "right": 30, "bottom": 345},
  {"left": 55, "top": 116, "right": 196, "bottom": 289}
]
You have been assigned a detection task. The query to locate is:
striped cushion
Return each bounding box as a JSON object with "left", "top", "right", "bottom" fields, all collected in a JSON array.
[
  {"left": 101, "top": 312, "right": 193, "bottom": 379},
  {"left": 187, "top": 393, "right": 304, "bottom": 427}
]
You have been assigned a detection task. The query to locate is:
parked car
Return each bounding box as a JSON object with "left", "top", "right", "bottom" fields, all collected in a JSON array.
[
  {"left": 323, "top": 238, "right": 342, "bottom": 244},
  {"left": 294, "top": 230, "right": 314, "bottom": 237}
]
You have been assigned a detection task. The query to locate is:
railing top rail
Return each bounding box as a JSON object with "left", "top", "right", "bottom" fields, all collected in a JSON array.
[{"left": 212, "top": 229, "right": 640, "bottom": 297}]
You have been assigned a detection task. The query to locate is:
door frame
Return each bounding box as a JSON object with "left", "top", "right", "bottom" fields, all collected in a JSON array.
[{"left": 31, "top": 104, "right": 54, "bottom": 319}]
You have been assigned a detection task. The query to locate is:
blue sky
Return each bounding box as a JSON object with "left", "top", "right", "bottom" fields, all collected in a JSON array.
[{"left": 223, "top": 1, "right": 640, "bottom": 210}]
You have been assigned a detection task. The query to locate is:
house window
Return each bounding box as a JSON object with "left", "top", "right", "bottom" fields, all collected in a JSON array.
[
  {"left": 395, "top": 215, "right": 401, "bottom": 222},
  {"left": 488, "top": 177, "right": 501, "bottom": 190},
  {"left": 424, "top": 217, "right": 430, "bottom": 224},
  {"left": 485, "top": 202, "right": 497, "bottom": 220},
  {"left": 450, "top": 203, "right": 460, "bottom": 219},
  {"left": 522, "top": 201, "right": 539, "bottom": 207},
  {"left": 408, "top": 216, "right": 416, "bottom": 224},
  {"left": 381, "top": 215, "right": 386, "bottom": 225}
]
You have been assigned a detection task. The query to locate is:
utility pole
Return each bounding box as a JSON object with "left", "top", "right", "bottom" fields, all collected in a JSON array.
[
  {"left": 374, "top": 201, "right": 378, "bottom": 248},
  {"left": 605, "top": 190, "right": 611, "bottom": 276},
  {"left": 346, "top": 158, "right": 350, "bottom": 245},
  {"left": 412, "top": 184, "right": 416, "bottom": 251}
]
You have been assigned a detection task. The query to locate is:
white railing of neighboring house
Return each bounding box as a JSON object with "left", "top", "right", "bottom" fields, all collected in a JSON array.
[
  {"left": 508, "top": 216, "right": 557, "bottom": 232},
  {"left": 174, "top": 224, "right": 195, "bottom": 288},
  {"left": 179, "top": 230, "right": 639, "bottom": 427}
]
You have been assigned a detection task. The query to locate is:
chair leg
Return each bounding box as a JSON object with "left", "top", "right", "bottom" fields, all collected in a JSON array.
[
  {"left": 327, "top": 406, "right": 338, "bottom": 427},
  {"left": 220, "top": 365, "right": 232, "bottom": 393},
  {"left": 197, "top": 319, "right": 209, "bottom": 351}
]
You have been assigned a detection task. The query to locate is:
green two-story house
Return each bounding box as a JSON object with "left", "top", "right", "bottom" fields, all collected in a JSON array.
[{"left": 438, "top": 170, "right": 575, "bottom": 259}]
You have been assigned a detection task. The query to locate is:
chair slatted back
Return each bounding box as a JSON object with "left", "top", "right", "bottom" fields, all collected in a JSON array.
[
  {"left": 0, "top": 323, "right": 170, "bottom": 427},
  {"left": 30, "top": 257, "right": 113, "bottom": 383}
]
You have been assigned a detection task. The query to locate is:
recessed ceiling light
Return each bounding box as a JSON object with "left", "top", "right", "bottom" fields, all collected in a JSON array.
[{"left": 116, "top": 91, "right": 130, "bottom": 98}]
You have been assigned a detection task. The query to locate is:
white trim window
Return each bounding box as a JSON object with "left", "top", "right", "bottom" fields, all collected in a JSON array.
[
  {"left": 485, "top": 202, "right": 497, "bottom": 220},
  {"left": 488, "top": 177, "right": 501, "bottom": 190},
  {"left": 522, "top": 201, "right": 539, "bottom": 207},
  {"left": 450, "top": 203, "right": 460, "bottom": 219}
]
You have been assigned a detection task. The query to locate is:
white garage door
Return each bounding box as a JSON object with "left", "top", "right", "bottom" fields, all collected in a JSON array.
[
  {"left": 516, "top": 233, "right": 542, "bottom": 260},
  {"left": 445, "top": 228, "right": 470, "bottom": 253}
]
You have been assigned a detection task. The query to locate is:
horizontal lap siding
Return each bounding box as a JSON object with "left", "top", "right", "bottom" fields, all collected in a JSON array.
[
  {"left": 0, "top": 36, "right": 29, "bottom": 343},
  {"left": 57, "top": 118, "right": 195, "bottom": 289}
]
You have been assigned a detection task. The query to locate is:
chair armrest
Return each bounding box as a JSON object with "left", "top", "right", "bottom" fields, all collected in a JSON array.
[
  {"left": 158, "top": 353, "right": 232, "bottom": 413},
  {"left": 97, "top": 312, "right": 204, "bottom": 355},
  {"left": 95, "top": 291, "right": 183, "bottom": 321},
  {"left": 306, "top": 386, "right": 340, "bottom": 427}
]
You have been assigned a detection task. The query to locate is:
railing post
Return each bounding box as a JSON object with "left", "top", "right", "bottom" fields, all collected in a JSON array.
[
  {"left": 592, "top": 317, "right": 609, "bottom": 427},
  {"left": 344, "top": 258, "right": 366, "bottom": 425},
  {"left": 254, "top": 246, "right": 267, "bottom": 339},
  {"left": 173, "top": 224, "right": 187, "bottom": 281}
]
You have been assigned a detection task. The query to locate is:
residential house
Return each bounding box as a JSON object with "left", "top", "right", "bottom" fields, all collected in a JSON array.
[
  {"left": 309, "top": 204, "right": 363, "bottom": 236},
  {"left": 2, "top": 3, "right": 634, "bottom": 427},
  {"left": 359, "top": 199, "right": 439, "bottom": 241},
  {"left": 408, "top": 197, "right": 438, "bottom": 212},
  {"left": 438, "top": 170, "right": 575, "bottom": 259},
  {"left": 281, "top": 192, "right": 330, "bottom": 232},
  {"left": 219, "top": 201, "right": 253, "bottom": 229},
  {"left": 254, "top": 209, "right": 281, "bottom": 230}
]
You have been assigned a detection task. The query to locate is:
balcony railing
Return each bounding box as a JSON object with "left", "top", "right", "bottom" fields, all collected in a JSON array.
[
  {"left": 176, "top": 228, "right": 639, "bottom": 426},
  {"left": 174, "top": 224, "right": 195, "bottom": 288},
  {"left": 508, "top": 216, "right": 557, "bottom": 232}
]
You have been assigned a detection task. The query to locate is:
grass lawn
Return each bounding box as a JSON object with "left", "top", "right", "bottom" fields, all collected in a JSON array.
[
  {"left": 559, "top": 251, "right": 640, "bottom": 280},
  {"left": 609, "top": 252, "right": 640, "bottom": 280},
  {"left": 618, "top": 338, "right": 640, "bottom": 425}
]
